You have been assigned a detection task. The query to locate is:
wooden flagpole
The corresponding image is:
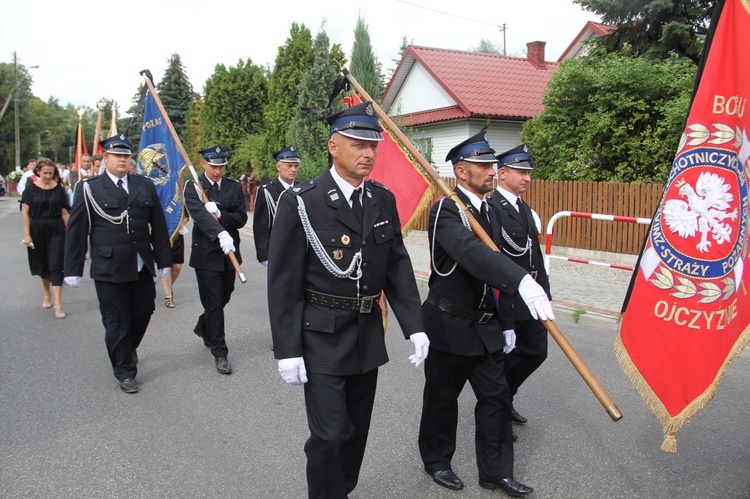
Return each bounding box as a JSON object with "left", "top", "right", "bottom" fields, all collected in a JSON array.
[
  {"left": 92, "top": 101, "right": 104, "bottom": 156},
  {"left": 341, "top": 67, "right": 622, "bottom": 422},
  {"left": 139, "top": 72, "right": 247, "bottom": 283},
  {"left": 75, "top": 108, "right": 84, "bottom": 182}
]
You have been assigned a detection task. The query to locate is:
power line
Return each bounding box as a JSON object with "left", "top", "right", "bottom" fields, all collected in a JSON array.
[
  {"left": 397, "top": 0, "right": 506, "bottom": 54},
  {"left": 397, "top": 0, "right": 502, "bottom": 29}
]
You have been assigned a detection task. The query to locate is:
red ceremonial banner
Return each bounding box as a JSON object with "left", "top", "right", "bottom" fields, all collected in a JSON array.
[
  {"left": 345, "top": 93, "right": 434, "bottom": 233},
  {"left": 617, "top": 0, "right": 750, "bottom": 452},
  {"left": 74, "top": 122, "right": 89, "bottom": 169}
]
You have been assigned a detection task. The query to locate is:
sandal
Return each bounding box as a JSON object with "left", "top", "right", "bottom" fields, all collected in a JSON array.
[
  {"left": 55, "top": 307, "right": 66, "bottom": 319},
  {"left": 42, "top": 297, "right": 53, "bottom": 309},
  {"left": 165, "top": 297, "right": 176, "bottom": 308}
]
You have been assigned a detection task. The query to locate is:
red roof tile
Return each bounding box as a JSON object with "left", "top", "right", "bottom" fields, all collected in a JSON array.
[{"left": 383, "top": 45, "right": 558, "bottom": 125}]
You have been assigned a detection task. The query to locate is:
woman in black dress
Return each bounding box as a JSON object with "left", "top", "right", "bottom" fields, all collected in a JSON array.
[{"left": 22, "top": 158, "right": 70, "bottom": 319}]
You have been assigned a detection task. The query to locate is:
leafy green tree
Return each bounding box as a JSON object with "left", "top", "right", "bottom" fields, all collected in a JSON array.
[
  {"left": 262, "top": 23, "right": 315, "bottom": 173},
  {"left": 287, "top": 26, "right": 346, "bottom": 181},
  {"left": 0, "top": 62, "right": 41, "bottom": 171},
  {"left": 185, "top": 97, "right": 204, "bottom": 167},
  {"left": 574, "top": 0, "right": 714, "bottom": 62},
  {"left": 521, "top": 48, "right": 696, "bottom": 183},
  {"left": 350, "top": 15, "right": 384, "bottom": 101},
  {"left": 158, "top": 53, "right": 198, "bottom": 143},
  {"left": 202, "top": 59, "right": 268, "bottom": 177},
  {"left": 474, "top": 39, "right": 501, "bottom": 54}
]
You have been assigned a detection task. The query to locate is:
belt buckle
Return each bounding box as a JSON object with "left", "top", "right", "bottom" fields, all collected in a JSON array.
[
  {"left": 530, "top": 271, "right": 538, "bottom": 280},
  {"left": 359, "top": 296, "right": 374, "bottom": 314},
  {"left": 478, "top": 312, "right": 493, "bottom": 324}
]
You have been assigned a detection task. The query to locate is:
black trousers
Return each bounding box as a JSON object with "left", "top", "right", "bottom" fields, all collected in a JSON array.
[
  {"left": 505, "top": 318, "right": 548, "bottom": 398},
  {"left": 94, "top": 269, "right": 156, "bottom": 381},
  {"left": 303, "top": 368, "right": 378, "bottom": 499},
  {"left": 195, "top": 268, "right": 235, "bottom": 358},
  {"left": 418, "top": 348, "right": 514, "bottom": 481}
]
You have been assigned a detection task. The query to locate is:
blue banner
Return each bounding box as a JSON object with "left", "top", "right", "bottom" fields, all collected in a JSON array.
[{"left": 137, "top": 91, "right": 186, "bottom": 241}]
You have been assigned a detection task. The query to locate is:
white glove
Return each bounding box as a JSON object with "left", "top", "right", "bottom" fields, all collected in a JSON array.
[
  {"left": 503, "top": 329, "right": 517, "bottom": 354},
  {"left": 64, "top": 276, "right": 81, "bottom": 288},
  {"left": 260, "top": 260, "right": 268, "bottom": 267},
  {"left": 158, "top": 267, "right": 171, "bottom": 279},
  {"left": 178, "top": 224, "right": 190, "bottom": 235},
  {"left": 409, "top": 332, "right": 430, "bottom": 367},
  {"left": 518, "top": 275, "right": 555, "bottom": 321},
  {"left": 217, "top": 231, "right": 235, "bottom": 255},
  {"left": 278, "top": 357, "right": 308, "bottom": 384},
  {"left": 205, "top": 201, "right": 221, "bottom": 218}
]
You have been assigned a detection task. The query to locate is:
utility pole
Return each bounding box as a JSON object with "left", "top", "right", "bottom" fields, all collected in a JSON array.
[
  {"left": 14, "top": 51, "right": 20, "bottom": 168},
  {"left": 500, "top": 24, "right": 507, "bottom": 56}
]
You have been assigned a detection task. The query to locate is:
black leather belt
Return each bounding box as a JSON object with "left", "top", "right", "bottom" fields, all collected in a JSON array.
[
  {"left": 426, "top": 293, "right": 494, "bottom": 324},
  {"left": 305, "top": 289, "right": 381, "bottom": 314}
]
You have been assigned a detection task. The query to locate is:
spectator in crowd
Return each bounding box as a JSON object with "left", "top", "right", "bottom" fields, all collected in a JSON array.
[{"left": 21, "top": 157, "right": 71, "bottom": 319}]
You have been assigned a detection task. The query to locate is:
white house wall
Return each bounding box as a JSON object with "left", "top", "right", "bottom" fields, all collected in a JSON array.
[
  {"left": 391, "top": 62, "right": 456, "bottom": 115},
  {"left": 409, "top": 121, "right": 523, "bottom": 177}
]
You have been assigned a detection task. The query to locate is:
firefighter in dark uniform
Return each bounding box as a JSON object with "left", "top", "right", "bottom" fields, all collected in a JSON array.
[
  {"left": 488, "top": 143, "right": 552, "bottom": 426},
  {"left": 253, "top": 145, "right": 300, "bottom": 266},
  {"left": 417, "top": 131, "right": 553, "bottom": 496},
  {"left": 267, "top": 101, "right": 430, "bottom": 499},
  {"left": 184, "top": 146, "right": 248, "bottom": 375},
  {"left": 64, "top": 135, "right": 172, "bottom": 394}
]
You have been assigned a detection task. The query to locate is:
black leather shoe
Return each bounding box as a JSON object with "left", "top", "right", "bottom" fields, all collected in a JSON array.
[
  {"left": 426, "top": 469, "right": 464, "bottom": 490},
  {"left": 479, "top": 478, "right": 533, "bottom": 496},
  {"left": 131, "top": 350, "right": 138, "bottom": 364},
  {"left": 511, "top": 407, "right": 528, "bottom": 424},
  {"left": 119, "top": 378, "right": 138, "bottom": 393},
  {"left": 215, "top": 356, "right": 232, "bottom": 374}
]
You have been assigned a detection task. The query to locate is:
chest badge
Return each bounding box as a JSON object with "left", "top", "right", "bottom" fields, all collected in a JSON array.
[
  {"left": 341, "top": 234, "right": 351, "bottom": 245},
  {"left": 332, "top": 249, "right": 344, "bottom": 260}
]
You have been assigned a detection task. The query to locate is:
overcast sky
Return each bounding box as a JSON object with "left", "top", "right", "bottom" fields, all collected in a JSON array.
[{"left": 1, "top": 0, "right": 599, "bottom": 114}]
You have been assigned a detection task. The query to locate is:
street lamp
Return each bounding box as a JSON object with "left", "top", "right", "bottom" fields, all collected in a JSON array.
[{"left": 13, "top": 53, "right": 39, "bottom": 167}]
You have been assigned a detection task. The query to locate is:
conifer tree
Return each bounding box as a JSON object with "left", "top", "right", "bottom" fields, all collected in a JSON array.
[
  {"left": 261, "top": 23, "right": 314, "bottom": 177},
  {"left": 349, "top": 15, "right": 383, "bottom": 102},
  {"left": 158, "top": 53, "right": 198, "bottom": 143},
  {"left": 287, "top": 26, "right": 345, "bottom": 180}
]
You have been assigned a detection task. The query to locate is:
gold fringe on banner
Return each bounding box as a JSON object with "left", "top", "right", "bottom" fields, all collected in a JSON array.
[
  {"left": 402, "top": 183, "right": 437, "bottom": 237},
  {"left": 614, "top": 323, "right": 750, "bottom": 452}
]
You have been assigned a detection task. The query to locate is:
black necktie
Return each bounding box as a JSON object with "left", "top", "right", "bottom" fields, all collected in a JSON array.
[
  {"left": 210, "top": 182, "right": 220, "bottom": 199},
  {"left": 516, "top": 198, "right": 528, "bottom": 227},
  {"left": 351, "top": 188, "right": 363, "bottom": 226},
  {"left": 479, "top": 201, "right": 490, "bottom": 231},
  {"left": 116, "top": 179, "right": 127, "bottom": 201}
]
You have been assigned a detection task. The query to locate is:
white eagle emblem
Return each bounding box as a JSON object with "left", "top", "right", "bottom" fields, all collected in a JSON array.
[{"left": 663, "top": 172, "right": 738, "bottom": 252}]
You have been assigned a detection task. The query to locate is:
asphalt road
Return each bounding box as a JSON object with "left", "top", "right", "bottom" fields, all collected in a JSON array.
[{"left": 1, "top": 196, "right": 748, "bottom": 498}]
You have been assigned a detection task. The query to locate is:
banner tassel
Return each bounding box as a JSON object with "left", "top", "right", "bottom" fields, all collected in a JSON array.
[{"left": 661, "top": 430, "right": 677, "bottom": 453}]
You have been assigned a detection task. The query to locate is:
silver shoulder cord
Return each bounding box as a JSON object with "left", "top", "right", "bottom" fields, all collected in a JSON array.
[
  {"left": 82, "top": 181, "right": 129, "bottom": 234},
  {"left": 501, "top": 226, "right": 531, "bottom": 256},
  {"left": 296, "top": 196, "right": 363, "bottom": 282},
  {"left": 264, "top": 188, "right": 278, "bottom": 228},
  {"left": 430, "top": 198, "right": 470, "bottom": 277}
]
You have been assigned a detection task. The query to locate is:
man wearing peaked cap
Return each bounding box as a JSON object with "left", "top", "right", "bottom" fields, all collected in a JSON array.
[
  {"left": 417, "top": 132, "right": 552, "bottom": 495},
  {"left": 488, "top": 143, "right": 551, "bottom": 430},
  {"left": 184, "top": 145, "right": 247, "bottom": 375},
  {"left": 63, "top": 134, "right": 172, "bottom": 394},
  {"left": 253, "top": 146, "right": 300, "bottom": 266},
  {"left": 266, "top": 100, "right": 428, "bottom": 498}
]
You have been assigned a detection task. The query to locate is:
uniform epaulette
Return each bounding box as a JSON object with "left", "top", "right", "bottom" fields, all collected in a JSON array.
[
  {"left": 226, "top": 177, "right": 240, "bottom": 183},
  {"left": 366, "top": 179, "right": 390, "bottom": 192},
  {"left": 289, "top": 179, "right": 316, "bottom": 196}
]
